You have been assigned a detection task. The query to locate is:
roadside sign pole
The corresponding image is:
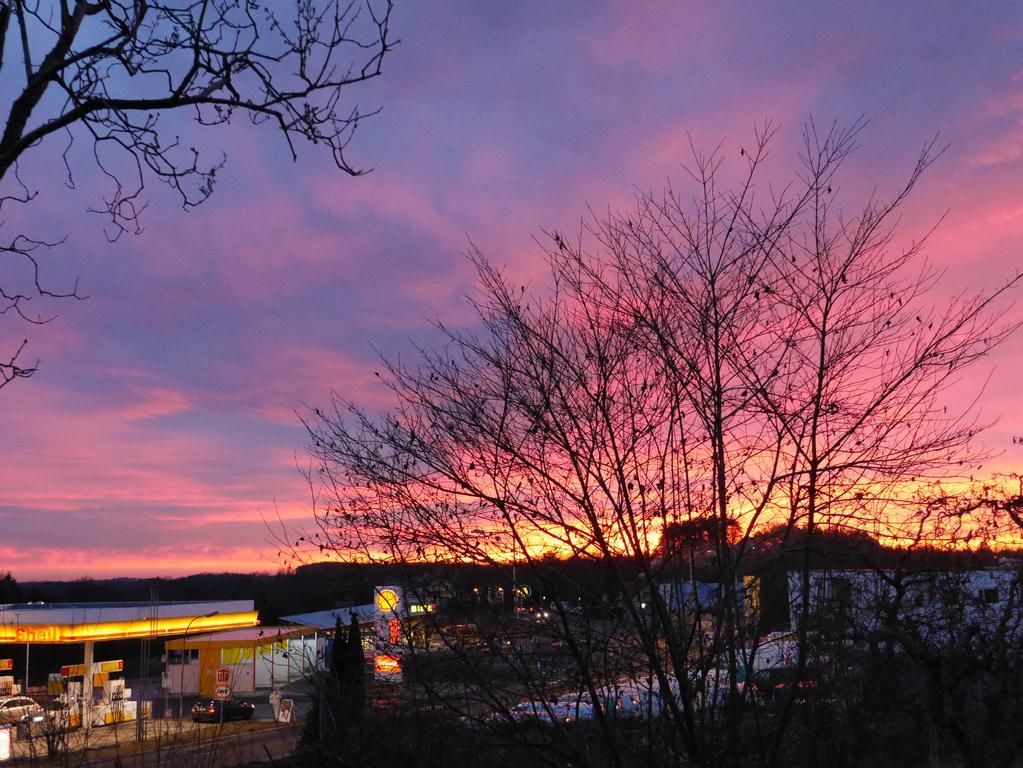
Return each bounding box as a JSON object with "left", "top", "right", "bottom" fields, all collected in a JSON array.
[{"left": 214, "top": 666, "right": 233, "bottom": 726}]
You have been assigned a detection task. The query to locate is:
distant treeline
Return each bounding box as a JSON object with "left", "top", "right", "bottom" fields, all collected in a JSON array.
[
  {"left": 7, "top": 524, "right": 1020, "bottom": 615},
  {"left": 1, "top": 525, "right": 1018, "bottom": 685}
]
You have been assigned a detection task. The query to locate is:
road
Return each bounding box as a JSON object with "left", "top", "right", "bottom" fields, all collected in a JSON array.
[
  {"left": 75, "top": 723, "right": 301, "bottom": 767},
  {"left": 10, "top": 712, "right": 305, "bottom": 766}
]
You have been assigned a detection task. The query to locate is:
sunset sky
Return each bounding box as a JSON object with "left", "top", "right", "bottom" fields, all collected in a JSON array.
[{"left": 1, "top": 1, "right": 1021, "bottom": 580}]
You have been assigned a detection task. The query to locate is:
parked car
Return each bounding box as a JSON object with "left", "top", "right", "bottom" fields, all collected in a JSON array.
[
  {"left": 190, "top": 698, "right": 255, "bottom": 723},
  {"left": 0, "top": 696, "right": 41, "bottom": 725},
  {"left": 17, "top": 700, "right": 72, "bottom": 738},
  {"left": 548, "top": 693, "right": 594, "bottom": 722},
  {"left": 771, "top": 679, "right": 824, "bottom": 705},
  {"left": 486, "top": 699, "right": 558, "bottom": 725},
  {"left": 696, "top": 671, "right": 764, "bottom": 711}
]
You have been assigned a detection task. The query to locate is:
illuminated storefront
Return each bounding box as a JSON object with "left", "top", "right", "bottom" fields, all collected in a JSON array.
[{"left": 163, "top": 625, "right": 318, "bottom": 695}]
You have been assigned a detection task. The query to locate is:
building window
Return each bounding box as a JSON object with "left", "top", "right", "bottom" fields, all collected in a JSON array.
[
  {"left": 828, "top": 578, "right": 852, "bottom": 604},
  {"left": 168, "top": 648, "right": 199, "bottom": 664},
  {"left": 980, "top": 587, "right": 999, "bottom": 605}
]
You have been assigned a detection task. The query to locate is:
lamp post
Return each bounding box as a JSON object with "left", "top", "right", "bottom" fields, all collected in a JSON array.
[{"left": 178, "top": 612, "right": 218, "bottom": 721}]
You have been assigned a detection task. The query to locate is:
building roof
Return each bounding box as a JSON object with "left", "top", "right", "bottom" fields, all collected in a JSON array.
[
  {"left": 279, "top": 605, "right": 376, "bottom": 630},
  {"left": 165, "top": 625, "right": 316, "bottom": 649}
]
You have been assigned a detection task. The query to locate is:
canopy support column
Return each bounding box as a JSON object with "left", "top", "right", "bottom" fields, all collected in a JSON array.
[{"left": 82, "top": 640, "right": 94, "bottom": 732}]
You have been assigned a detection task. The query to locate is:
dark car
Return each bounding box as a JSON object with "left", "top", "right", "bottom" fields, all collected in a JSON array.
[{"left": 190, "top": 698, "right": 255, "bottom": 723}]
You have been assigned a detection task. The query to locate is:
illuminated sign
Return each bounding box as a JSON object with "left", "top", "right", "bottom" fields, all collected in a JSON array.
[
  {"left": 0, "top": 612, "right": 258, "bottom": 644},
  {"left": 0, "top": 660, "right": 11, "bottom": 672},
  {"left": 388, "top": 620, "right": 401, "bottom": 645},
  {"left": 12, "top": 626, "right": 60, "bottom": 643},
  {"left": 375, "top": 589, "right": 399, "bottom": 613},
  {"left": 374, "top": 654, "right": 400, "bottom": 674},
  {"left": 409, "top": 604, "right": 436, "bottom": 614},
  {"left": 60, "top": 659, "right": 123, "bottom": 678}
]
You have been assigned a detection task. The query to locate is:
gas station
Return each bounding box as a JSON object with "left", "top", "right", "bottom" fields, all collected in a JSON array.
[
  {"left": 0, "top": 600, "right": 259, "bottom": 730},
  {"left": 0, "top": 587, "right": 424, "bottom": 760}
]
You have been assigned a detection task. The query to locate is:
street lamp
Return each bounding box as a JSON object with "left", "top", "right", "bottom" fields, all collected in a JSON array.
[{"left": 178, "top": 612, "right": 219, "bottom": 721}]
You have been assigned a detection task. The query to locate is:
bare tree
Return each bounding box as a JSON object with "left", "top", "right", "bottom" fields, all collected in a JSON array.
[
  {"left": 1, "top": 0, "right": 395, "bottom": 388},
  {"left": 299, "top": 122, "right": 1020, "bottom": 768}
]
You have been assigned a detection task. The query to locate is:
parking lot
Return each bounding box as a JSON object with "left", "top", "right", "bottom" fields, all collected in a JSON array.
[{"left": 4, "top": 681, "right": 311, "bottom": 764}]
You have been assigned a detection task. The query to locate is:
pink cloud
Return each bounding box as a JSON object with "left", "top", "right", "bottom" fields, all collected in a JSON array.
[
  {"left": 0, "top": 544, "right": 278, "bottom": 580},
  {"left": 583, "top": 1, "right": 725, "bottom": 71},
  {"left": 203, "top": 344, "right": 395, "bottom": 425}
]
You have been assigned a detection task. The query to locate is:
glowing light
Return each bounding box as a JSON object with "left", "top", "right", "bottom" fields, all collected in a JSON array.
[
  {"left": 60, "top": 659, "right": 123, "bottom": 677},
  {"left": 375, "top": 589, "right": 399, "bottom": 612},
  {"left": 0, "top": 612, "right": 258, "bottom": 644}
]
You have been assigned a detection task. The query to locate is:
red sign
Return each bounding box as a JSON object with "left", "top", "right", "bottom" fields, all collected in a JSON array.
[
  {"left": 214, "top": 684, "right": 232, "bottom": 701},
  {"left": 215, "top": 667, "right": 231, "bottom": 684},
  {"left": 0, "top": 659, "right": 12, "bottom": 671}
]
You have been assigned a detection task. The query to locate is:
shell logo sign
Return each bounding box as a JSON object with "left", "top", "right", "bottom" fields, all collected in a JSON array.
[
  {"left": 372, "top": 586, "right": 405, "bottom": 683},
  {"left": 375, "top": 588, "right": 400, "bottom": 613},
  {"left": 13, "top": 626, "right": 62, "bottom": 643}
]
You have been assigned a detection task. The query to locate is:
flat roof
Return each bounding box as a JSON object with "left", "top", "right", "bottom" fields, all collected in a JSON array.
[
  {"left": 2, "top": 601, "right": 234, "bottom": 610},
  {"left": 0, "top": 600, "right": 259, "bottom": 644},
  {"left": 165, "top": 625, "right": 315, "bottom": 650},
  {"left": 280, "top": 605, "right": 375, "bottom": 630}
]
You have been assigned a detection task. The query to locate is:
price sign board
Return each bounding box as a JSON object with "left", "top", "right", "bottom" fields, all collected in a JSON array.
[
  {"left": 0, "top": 660, "right": 12, "bottom": 672},
  {"left": 278, "top": 699, "right": 294, "bottom": 724}
]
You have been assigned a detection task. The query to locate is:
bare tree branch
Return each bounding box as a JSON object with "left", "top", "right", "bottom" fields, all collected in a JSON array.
[{"left": 0, "top": 0, "right": 395, "bottom": 385}]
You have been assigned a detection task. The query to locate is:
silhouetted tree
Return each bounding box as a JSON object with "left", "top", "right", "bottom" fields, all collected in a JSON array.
[
  {"left": 300, "top": 121, "right": 1021, "bottom": 768},
  {"left": 330, "top": 615, "right": 347, "bottom": 684},
  {"left": 0, "top": 572, "right": 20, "bottom": 602},
  {"left": 343, "top": 613, "right": 366, "bottom": 717}
]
